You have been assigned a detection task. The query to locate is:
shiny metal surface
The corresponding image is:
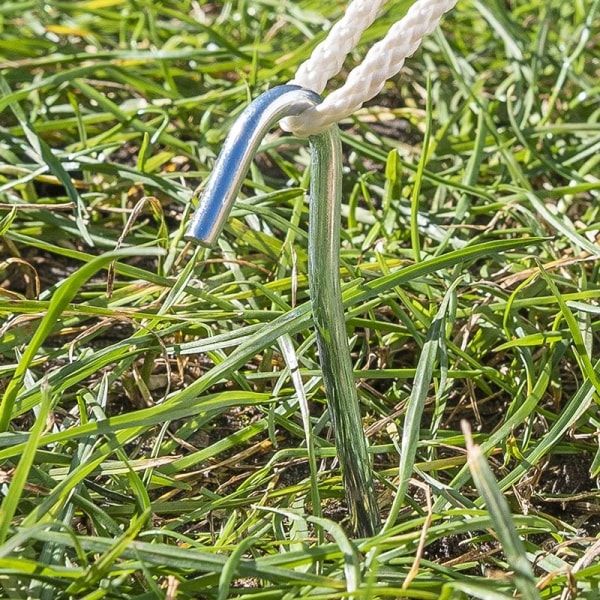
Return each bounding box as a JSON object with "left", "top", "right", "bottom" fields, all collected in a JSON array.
[
  {"left": 308, "top": 130, "right": 379, "bottom": 537},
  {"left": 184, "top": 85, "right": 321, "bottom": 246}
]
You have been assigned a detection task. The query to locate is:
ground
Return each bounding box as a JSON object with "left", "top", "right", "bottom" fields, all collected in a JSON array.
[{"left": 0, "top": 0, "right": 599, "bottom": 598}]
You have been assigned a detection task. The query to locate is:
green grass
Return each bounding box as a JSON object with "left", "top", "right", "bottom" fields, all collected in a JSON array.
[{"left": 1, "top": 0, "right": 599, "bottom": 597}]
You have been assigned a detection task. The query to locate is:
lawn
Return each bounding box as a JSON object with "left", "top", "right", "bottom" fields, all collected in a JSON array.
[{"left": 1, "top": 0, "right": 599, "bottom": 598}]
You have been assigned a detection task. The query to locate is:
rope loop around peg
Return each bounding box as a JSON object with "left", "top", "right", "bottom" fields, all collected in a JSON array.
[{"left": 281, "top": 0, "right": 458, "bottom": 137}]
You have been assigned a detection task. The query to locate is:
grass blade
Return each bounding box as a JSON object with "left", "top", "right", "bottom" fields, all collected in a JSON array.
[
  {"left": 463, "top": 422, "right": 541, "bottom": 599},
  {"left": 0, "top": 248, "right": 163, "bottom": 432},
  {"left": 0, "top": 382, "right": 52, "bottom": 545}
]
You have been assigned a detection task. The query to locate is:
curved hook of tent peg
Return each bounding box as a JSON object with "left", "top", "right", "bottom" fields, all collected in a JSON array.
[{"left": 184, "top": 84, "right": 379, "bottom": 538}]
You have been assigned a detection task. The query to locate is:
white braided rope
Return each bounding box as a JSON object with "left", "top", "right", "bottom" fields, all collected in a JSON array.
[
  {"left": 282, "top": 0, "right": 458, "bottom": 137},
  {"left": 289, "top": 0, "right": 388, "bottom": 95}
]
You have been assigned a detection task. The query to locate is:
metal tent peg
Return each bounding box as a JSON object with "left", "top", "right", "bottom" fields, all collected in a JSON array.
[{"left": 185, "top": 85, "right": 379, "bottom": 537}]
